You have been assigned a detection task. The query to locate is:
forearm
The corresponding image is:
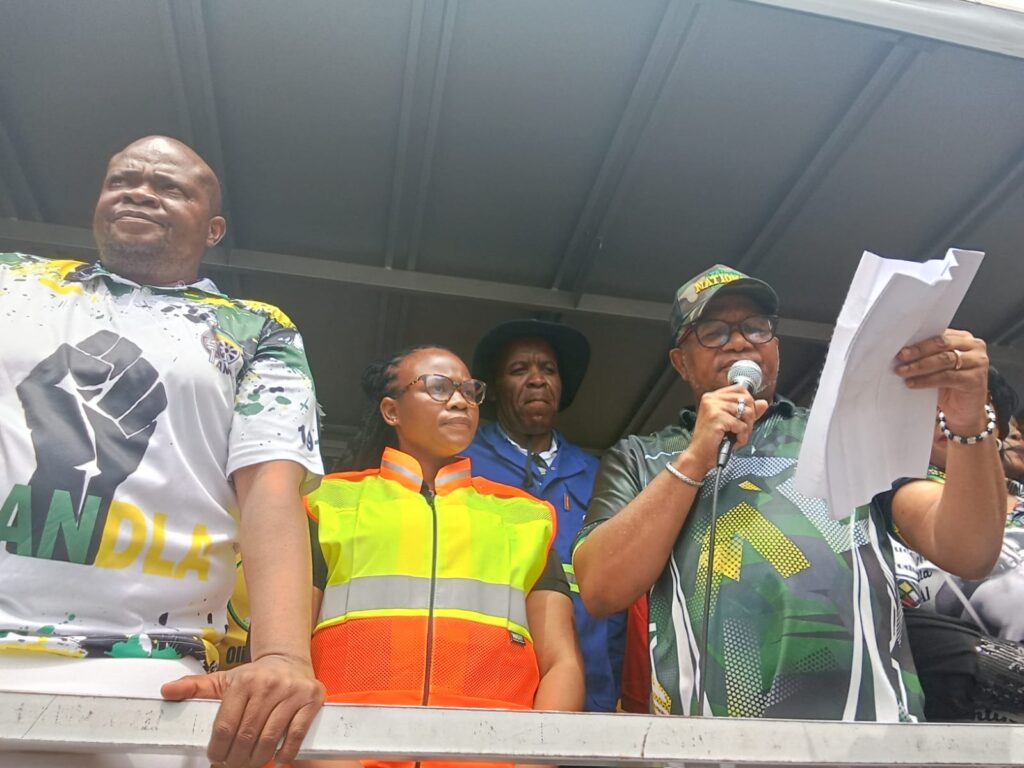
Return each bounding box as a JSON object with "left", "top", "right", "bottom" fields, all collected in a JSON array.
[
  {"left": 892, "top": 331, "right": 1004, "bottom": 579},
  {"left": 928, "top": 439, "right": 1005, "bottom": 577},
  {"left": 575, "top": 453, "right": 703, "bottom": 616},
  {"left": 533, "top": 656, "right": 584, "bottom": 711},
  {"left": 239, "top": 464, "right": 314, "bottom": 663},
  {"left": 527, "top": 591, "right": 584, "bottom": 712}
]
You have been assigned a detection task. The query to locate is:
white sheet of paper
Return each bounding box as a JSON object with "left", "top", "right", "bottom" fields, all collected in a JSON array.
[{"left": 794, "top": 248, "right": 984, "bottom": 520}]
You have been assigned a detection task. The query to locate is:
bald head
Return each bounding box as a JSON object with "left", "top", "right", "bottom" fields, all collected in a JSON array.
[
  {"left": 93, "top": 135, "right": 227, "bottom": 286},
  {"left": 111, "top": 136, "right": 223, "bottom": 215}
]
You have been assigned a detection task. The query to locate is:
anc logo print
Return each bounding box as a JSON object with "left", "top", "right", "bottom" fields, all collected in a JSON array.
[{"left": 5, "top": 330, "right": 167, "bottom": 564}]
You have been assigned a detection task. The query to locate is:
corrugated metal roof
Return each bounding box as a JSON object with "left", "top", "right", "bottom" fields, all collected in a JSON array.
[{"left": 1, "top": 0, "right": 1021, "bottom": 454}]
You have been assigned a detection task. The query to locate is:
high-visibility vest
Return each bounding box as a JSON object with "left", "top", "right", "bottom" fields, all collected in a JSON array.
[{"left": 307, "top": 447, "right": 556, "bottom": 712}]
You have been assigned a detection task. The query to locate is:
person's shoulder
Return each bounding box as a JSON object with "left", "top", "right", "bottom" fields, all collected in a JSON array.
[
  {"left": 234, "top": 298, "right": 297, "bottom": 330},
  {"left": 621, "top": 415, "right": 694, "bottom": 452},
  {"left": 229, "top": 297, "right": 299, "bottom": 330},
  {"left": 0, "top": 252, "right": 87, "bottom": 280},
  {"left": 0, "top": 251, "right": 36, "bottom": 268},
  {"left": 185, "top": 286, "right": 298, "bottom": 331},
  {"left": 760, "top": 396, "right": 808, "bottom": 434},
  {"left": 306, "top": 468, "right": 382, "bottom": 505},
  {"left": 470, "top": 474, "right": 553, "bottom": 510},
  {"left": 594, "top": 417, "right": 693, "bottom": 480}
]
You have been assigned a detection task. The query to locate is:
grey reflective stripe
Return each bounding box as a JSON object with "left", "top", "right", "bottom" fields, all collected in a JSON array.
[
  {"left": 381, "top": 458, "right": 423, "bottom": 487},
  {"left": 435, "top": 578, "right": 528, "bottom": 628},
  {"left": 437, "top": 467, "right": 471, "bottom": 489},
  {"left": 322, "top": 574, "right": 431, "bottom": 618},
  {"left": 321, "top": 575, "right": 528, "bottom": 628},
  {"left": 562, "top": 563, "right": 579, "bottom": 594}
]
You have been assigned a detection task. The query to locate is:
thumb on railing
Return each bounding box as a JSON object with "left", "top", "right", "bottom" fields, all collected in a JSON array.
[{"left": 160, "top": 670, "right": 230, "bottom": 701}]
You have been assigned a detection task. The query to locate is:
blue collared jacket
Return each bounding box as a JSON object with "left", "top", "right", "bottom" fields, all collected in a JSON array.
[{"left": 464, "top": 422, "right": 625, "bottom": 712}]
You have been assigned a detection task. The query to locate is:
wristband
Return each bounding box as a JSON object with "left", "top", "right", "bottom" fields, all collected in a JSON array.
[
  {"left": 937, "top": 403, "right": 996, "bottom": 445},
  {"left": 665, "top": 462, "right": 704, "bottom": 487}
]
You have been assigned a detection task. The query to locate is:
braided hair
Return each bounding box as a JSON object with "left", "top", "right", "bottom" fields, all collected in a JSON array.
[{"left": 340, "top": 344, "right": 452, "bottom": 471}]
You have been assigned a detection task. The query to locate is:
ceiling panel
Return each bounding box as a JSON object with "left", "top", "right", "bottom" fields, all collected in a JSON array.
[
  {"left": 205, "top": 0, "right": 412, "bottom": 260},
  {"left": 585, "top": 0, "right": 892, "bottom": 301},
  {"left": 2, "top": 0, "right": 1023, "bottom": 454},
  {"left": 0, "top": 0, "right": 182, "bottom": 225},
  {"left": 415, "top": 0, "right": 668, "bottom": 286},
  {"left": 759, "top": 43, "right": 1024, "bottom": 323},
  {"left": 949, "top": 188, "right": 1024, "bottom": 337}
]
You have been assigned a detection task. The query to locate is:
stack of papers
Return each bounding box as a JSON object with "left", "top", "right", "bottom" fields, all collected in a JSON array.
[{"left": 794, "top": 248, "right": 984, "bottom": 520}]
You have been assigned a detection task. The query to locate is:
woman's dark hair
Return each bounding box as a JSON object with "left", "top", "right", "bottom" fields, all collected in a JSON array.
[
  {"left": 339, "top": 344, "right": 452, "bottom": 471},
  {"left": 988, "top": 366, "right": 1019, "bottom": 441}
]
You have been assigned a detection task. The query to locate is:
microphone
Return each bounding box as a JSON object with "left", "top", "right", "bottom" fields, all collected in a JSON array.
[{"left": 716, "top": 360, "right": 764, "bottom": 468}]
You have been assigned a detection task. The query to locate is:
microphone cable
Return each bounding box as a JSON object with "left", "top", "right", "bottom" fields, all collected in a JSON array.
[
  {"left": 696, "top": 463, "right": 723, "bottom": 716},
  {"left": 695, "top": 359, "right": 763, "bottom": 714}
]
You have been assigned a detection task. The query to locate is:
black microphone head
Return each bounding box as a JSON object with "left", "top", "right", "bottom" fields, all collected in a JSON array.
[{"left": 728, "top": 359, "right": 763, "bottom": 394}]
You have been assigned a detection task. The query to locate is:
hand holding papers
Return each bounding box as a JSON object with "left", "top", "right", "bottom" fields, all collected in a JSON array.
[{"left": 794, "top": 249, "right": 984, "bottom": 520}]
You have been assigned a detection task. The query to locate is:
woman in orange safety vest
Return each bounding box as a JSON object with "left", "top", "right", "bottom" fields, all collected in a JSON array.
[{"left": 299, "top": 345, "right": 584, "bottom": 768}]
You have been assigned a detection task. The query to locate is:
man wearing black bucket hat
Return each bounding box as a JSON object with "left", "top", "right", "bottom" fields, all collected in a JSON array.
[{"left": 465, "top": 319, "right": 625, "bottom": 713}]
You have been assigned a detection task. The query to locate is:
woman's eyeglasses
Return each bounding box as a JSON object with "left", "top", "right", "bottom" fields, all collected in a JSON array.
[
  {"left": 678, "top": 314, "right": 778, "bottom": 349},
  {"left": 400, "top": 373, "right": 487, "bottom": 405}
]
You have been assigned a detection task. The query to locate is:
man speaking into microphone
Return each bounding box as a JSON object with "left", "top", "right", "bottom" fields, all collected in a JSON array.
[{"left": 573, "top": 264, "right": 1004, "bottom": 721}]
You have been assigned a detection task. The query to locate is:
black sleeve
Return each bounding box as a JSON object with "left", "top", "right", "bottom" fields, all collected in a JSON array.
[
  {"left": 309, "top": 514, "right": 327, "bottom": 591},
  {"left": 571, "top": 437, "right": 644, "bottom": 556},
  {"left": 583, "top": 437, "right": 643, "bottom": 527},
  {"left": 532, "top": 547, "right": 571, "bottom": 597}
]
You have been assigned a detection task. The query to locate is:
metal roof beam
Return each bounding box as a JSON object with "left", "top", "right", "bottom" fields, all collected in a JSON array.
[
  {"left": 378, "top": 1, "right": 431, "bottom": 354},
  {"left": 405, "top": 0, "right": 459, "bottom": 271},
  {"left": 914, "top": 141, "right": 1024, "bottom": 346},
  {"left": 993, "top": 313, "right": 1024, "bottom": 346},
  {"left": 739, "top": 0, "right": 1024, "bottom": 61},
  {"left": 917, "top": 142, "right": 1024, "bottom": 260},
  {"left": 6, "top": 219, "right": 1022, "bottom": 371},
  {"left": 548, "top": 0, "right": 701, "bottom": 294},
  {"left": 735, "top": 42, "right": 917, "bottom": 272},
  {"left": 158, "top": 0, "right": 237, "bottom": 261},
  {"left": 383, "top": 0, "right": 429, "bottom": 270},
  {"left": 0, "top": 219, "right": 829, "bottom": 341}
]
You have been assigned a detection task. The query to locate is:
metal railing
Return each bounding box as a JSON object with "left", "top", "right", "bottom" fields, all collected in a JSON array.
[{"left": 3, "top": 691, "right": 1024, "bottom": 766}]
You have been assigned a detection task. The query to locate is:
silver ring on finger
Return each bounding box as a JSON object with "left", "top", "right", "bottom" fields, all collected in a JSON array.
[
  {"left": 953, "top": 348, "right": 963, "bottom": 371},
  {"left": 736, "top": 399, "right": 746, "bottom": 418}
]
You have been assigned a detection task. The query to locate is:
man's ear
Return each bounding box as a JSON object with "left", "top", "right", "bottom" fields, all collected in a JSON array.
[
  {"left": 207, "top": 216, "right": 227, "bottom": 247},
  {"left": 380, "top": 396, "right": 399, "bottom": 427},
  {"left": 669, "top": 346, "right": 691, "bottom": 383}
]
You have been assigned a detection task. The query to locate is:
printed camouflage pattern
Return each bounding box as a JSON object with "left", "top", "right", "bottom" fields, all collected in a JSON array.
[
  {"left": 580, "top": 398, "right": 924, "bottom": 721},
  {"left": 669, "top": 263, "right": 778, "bottom": 341},
  {"left": 0, "top": 628, "right": 215, "bottom": 668}
]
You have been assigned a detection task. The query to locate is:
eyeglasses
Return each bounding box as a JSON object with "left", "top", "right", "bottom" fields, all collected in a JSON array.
[
  {"left": 678, "top": 314, "right": 778, "bottom": 349},
  {"left": 400, "top": 373, "right": 487, "bottom": 405}
]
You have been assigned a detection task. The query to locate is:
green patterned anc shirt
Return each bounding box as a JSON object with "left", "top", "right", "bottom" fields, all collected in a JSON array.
[
  {"left": 0, "top": 253, "right": 323, "bottom": 669},
  {"left": 577, "top": 398, "right": 924, "bottom": 721}
]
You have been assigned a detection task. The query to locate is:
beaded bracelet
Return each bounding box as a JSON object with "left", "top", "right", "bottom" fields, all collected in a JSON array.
[
  {"left": 665, "top": 462, "right": 704, "bottom": 487},
  {"left": 937, "top": 403, "right": 997, "bottom": 445}
]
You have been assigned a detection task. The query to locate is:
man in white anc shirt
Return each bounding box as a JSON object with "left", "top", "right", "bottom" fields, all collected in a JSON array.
[{"left": 0, "top": 136, "right": 324, "bottom": 768}]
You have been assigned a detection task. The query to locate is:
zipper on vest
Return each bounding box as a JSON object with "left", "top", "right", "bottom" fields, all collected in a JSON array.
[{"left": 421, "top": 487, "right": 439, "bottom": 709}]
